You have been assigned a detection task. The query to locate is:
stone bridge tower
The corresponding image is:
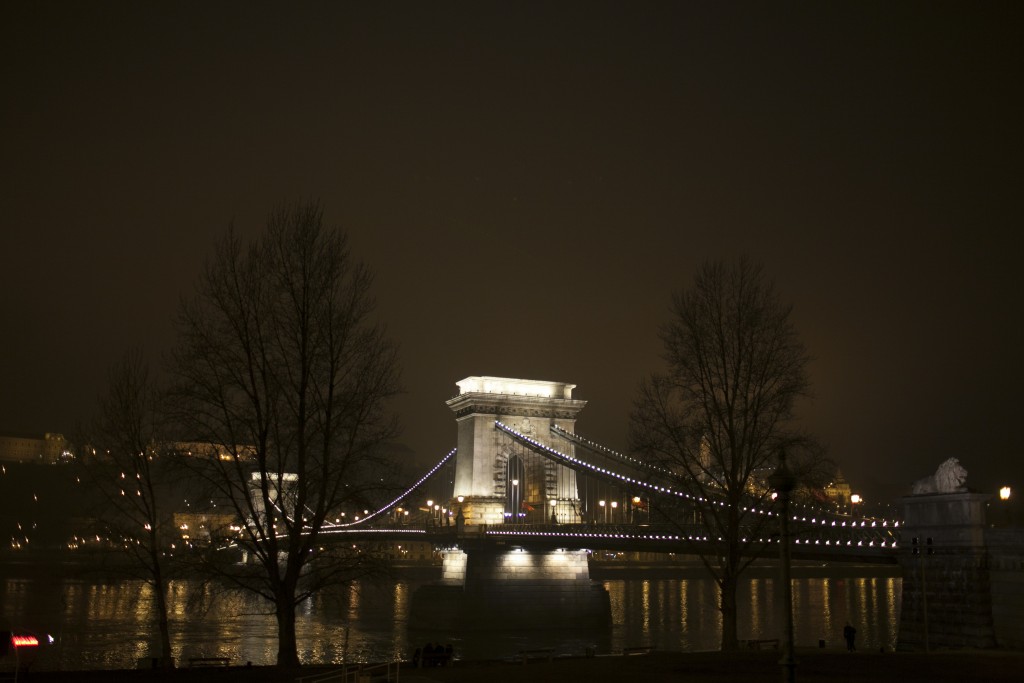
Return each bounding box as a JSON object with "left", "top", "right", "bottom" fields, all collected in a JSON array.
[{"left": 446, "top": 376, "right": 586, "bottom": 525}]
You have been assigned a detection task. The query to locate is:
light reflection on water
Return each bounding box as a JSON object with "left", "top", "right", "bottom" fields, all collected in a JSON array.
[
  {"left": 604, "top": 576, "right": 900, "bottom": 652},
  {"left": 1, "top": 574, "right": 900, "bottom": 670}
]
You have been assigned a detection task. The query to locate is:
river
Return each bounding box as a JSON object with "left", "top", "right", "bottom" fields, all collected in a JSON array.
[{"left": 1, "top": 570, "right": 901, "bottom": 670}]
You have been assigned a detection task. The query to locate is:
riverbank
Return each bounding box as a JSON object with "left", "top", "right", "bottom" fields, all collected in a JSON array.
[{"left": 11, "top": 649, "right": 1024, "bottom": 682}]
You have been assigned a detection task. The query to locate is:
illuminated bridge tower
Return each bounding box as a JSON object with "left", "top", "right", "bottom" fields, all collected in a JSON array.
[
  {"left": 446, "top": 376, "right": 586, "bottom": 525},
  {"left": 410, "top": 376, "right": 610, "bottom": 631}
]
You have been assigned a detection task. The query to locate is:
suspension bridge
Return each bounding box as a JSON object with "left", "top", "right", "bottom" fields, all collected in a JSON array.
[
  {"left": 319, "top": 376, "right": 901, "bottom": 565},
  {"left": 247, "top": 375, "right": 1016, "bottom": 646}
]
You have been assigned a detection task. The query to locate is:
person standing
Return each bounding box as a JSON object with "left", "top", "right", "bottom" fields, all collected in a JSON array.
[{"left": 843, "top": 623, "right": 857, "bottom": 652}]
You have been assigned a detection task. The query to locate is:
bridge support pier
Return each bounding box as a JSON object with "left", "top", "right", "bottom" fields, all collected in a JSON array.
[{"left": 409, "top": 544, "right": 610, "bottom": 631}]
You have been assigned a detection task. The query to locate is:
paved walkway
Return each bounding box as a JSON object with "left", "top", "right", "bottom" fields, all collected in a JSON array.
[
  {"left": 394, "top": 649, "right": 1024, "bottom": 683},
  {"left": 11, "top": 649, "right": 1024, "bottom": 682}
]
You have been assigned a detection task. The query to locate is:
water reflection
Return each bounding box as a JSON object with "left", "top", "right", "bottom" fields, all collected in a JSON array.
[
  {"left": 1, "top": 574, "right": 900, "bottom": 670},
  {"left": 607, "top": 576, "right": 900, "bottom": 653}
]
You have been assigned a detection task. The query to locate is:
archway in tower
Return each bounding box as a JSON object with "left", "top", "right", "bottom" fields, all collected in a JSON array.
[{"left": 505, "top": 453, "right": 526, "bottom": 522}]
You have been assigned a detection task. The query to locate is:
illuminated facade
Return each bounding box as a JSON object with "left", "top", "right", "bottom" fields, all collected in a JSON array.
[
  {"left": 824, "top": 469, "right": 852, "bottom": 507},
  {"left": 0, "top": 433, "right": 68, "bottom": 464},
  {"left": 446, "top": 376, "right": 586, "bottom": 525}
]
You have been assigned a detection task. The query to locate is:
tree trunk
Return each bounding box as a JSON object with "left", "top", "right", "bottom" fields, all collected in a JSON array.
[
  {"left": 154, "top": 578, "right": 173, "bottom": 667},
  {"left": 150, "top": 544, "right": 173, "bottom": 668},
  {"left": 720, "top": 573, "right": 740, "bottom": 651},
  {"left": 276, "top": 593, "right": 300, "bottom": 667}
]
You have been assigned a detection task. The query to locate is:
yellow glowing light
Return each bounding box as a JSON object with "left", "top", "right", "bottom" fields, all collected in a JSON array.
[{"left": 1000, "top": 486, "right": 1012, "bottom": 501}]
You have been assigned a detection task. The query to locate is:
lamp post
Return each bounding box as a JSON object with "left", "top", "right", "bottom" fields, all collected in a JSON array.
[
  {"left": 610, "top": 500, "right": 618, "bottom": 524},
  {"left": 550, "top": 498, "right": 558, "bottom": 525},
  {"left": 598, "top": 499, "right": 606, "bottom": 524},
  {"left": 768, "top": 449, "right": 796, "bottom": 683},
  {"left": 426, "top": 500, "right": 434, "bottom": 528}
]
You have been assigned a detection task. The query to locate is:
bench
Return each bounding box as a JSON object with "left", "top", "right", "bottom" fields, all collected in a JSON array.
[
  {"left": 516, "top": 648, "right": 554, "bottom": 664},
  {"left": 746, "top": 639, "right": 779, "bottom": 650},
  {"left": 188, "top": 657, "right": 231, "bottom": 667}
]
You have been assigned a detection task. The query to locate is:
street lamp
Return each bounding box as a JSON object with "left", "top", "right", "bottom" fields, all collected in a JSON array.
[
  {"left": 456, "top": 495, "right": 465, "bottom": 532},
  {"left": 768, "top": 449, "right": 797, "bottom": 683},
  {"left": 550, "top": 498, "right": 558, "bottom": 524},
  {"left": 427, "top": 500, "right": 434, "bottom": 527},
  {"left": 999, "top": 486, "right": 1012, "bottom": 527},
  {"left": 610, "top": 500, "right": 618, "bottom": 524},
  {"left": 598, "top": 499, "right": 606, "bottom": 524}
]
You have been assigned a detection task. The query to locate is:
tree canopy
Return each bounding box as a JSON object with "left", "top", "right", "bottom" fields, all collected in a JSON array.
[
  {"left": 169, "top": 201, "right": 400, "bottom": 666},
  {"left": 631, "top": 256, "right": 818, "bottom": 650}
]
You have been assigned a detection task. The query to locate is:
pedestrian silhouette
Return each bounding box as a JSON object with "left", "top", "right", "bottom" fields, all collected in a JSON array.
[{"left": 843, "top": 623, "right": 857, "bottom": 651}]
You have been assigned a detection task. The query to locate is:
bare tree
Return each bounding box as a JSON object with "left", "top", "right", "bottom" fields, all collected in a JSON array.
[
  {"left": 168, "top": 201, "right": 400, "bottom": 667},
  {"left": 84, "top": 349, "right": 175, "bottom": 667},
  {"left": 630, "top": 257, "right": 818, "bottom": 651}
]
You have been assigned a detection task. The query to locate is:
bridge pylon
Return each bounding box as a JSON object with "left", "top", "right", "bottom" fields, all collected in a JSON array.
[
  {"left": 410, "top": 377, "right": 611, "bottom": 630},
  {"left": 446, "top": 376, "right": 586, "bottom": 525}
]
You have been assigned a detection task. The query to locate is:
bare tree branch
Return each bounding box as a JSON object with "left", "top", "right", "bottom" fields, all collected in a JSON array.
[
  {"left": 168, "top": 201, "right": 400, "bottom": 667},
  {"left": 630, "top": 256, "right": 821, "bottom": 651}
]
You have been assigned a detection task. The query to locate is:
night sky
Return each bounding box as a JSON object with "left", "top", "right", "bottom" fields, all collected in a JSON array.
[{"left": 2, "top": 3, "right": 1021, "bottom": 505}]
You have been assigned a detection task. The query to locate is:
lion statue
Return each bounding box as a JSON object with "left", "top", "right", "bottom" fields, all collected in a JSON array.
[{"left": 911, "top": 457, "right": 968, "bottom": 494}]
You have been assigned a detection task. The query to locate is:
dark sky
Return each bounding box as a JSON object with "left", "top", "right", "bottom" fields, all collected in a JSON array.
[{"left": 2, "top": 3, "right": 1021, "bottom": 504}]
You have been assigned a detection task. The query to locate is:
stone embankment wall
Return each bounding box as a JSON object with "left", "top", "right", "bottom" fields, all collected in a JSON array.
[
  {"left": 897, "top": 493, "right": 995, "bottom": 650},
  {"left": 898, "top": 493, "right": 1024, "bottom": 651},
  {"left": 988, "top": 528, "right": 1024, "bottom": 648}
]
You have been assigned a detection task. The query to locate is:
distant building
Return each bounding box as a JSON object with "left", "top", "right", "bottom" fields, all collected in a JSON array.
[
  {"left": 167, "top": 441, "right": 255, "bottom": 461},
  {"left": 824, "top": 469, "right": 852, "bottom": 507},
  {"left": 0, "top": 433, "right": 70, "bottom": 464},
  {"left": 173, "top": 511, "right": 237, "bottom": 545}
]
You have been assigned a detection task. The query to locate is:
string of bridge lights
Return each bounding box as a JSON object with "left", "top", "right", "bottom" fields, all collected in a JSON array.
[
  {"left": 550, "top": 424, "right": 676, "bottom": 477},
  {"left": 484, "top": 528, "right": 898, "bottom": 549},
  {"left": 498, "top": 421, "right": 902, "bottom": 532},
  {"left": 499, "top": 420, "right": 761, "bottom": 510},
  {"left": 327, "top": 448, "right": 457, "bottom": 528},
  {"left": 551, "top": 423, "right": 900, "bottom": 528},
  {"left": 227, "top": 448, "right": 457, "bottom": 546},
  {"left": 320, "top": 527, "right": 427, "bottom": 537}
]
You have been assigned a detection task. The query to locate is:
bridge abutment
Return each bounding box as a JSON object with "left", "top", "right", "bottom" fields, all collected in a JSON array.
[{"left": 897, "top": 492, "right": 996, "bottom": 650}]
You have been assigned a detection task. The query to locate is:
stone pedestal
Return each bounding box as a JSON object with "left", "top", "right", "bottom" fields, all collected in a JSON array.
[
  {"left": 409, "top": 545, "right": 611, "bottom": 631},
  {"left": 897, "top": 492, "right": 995, "bottom": 650}
]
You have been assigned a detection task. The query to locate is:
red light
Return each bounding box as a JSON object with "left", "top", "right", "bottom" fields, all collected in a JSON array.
[{"left": 12, "top": 635, "right": 38, "bottom": 647}]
